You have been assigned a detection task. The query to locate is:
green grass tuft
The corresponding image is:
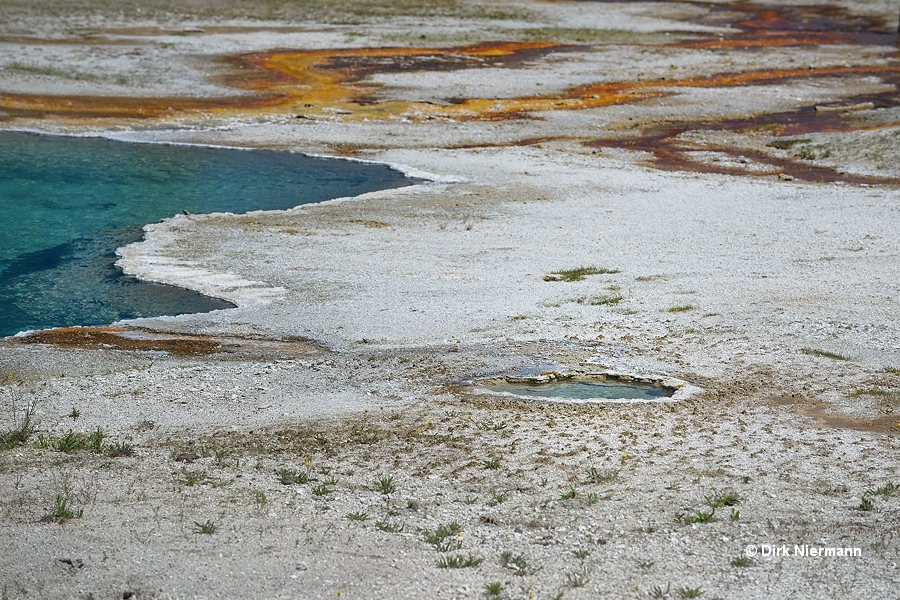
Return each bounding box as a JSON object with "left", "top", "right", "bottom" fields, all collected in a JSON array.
[
  {"left": 424, "top": 522, "right": 463, "bottom": 551},
  {"left": 106, "top": 442, "right": 134, "bottom": 457},
  {"left": 667, "top": 305, "right": 696, "bottom": 313},
  {"left": 39, "top": 427, "right": 114, "bottom": 454},
  {"left": 0, "top": 399, "right": 35, "bottom": 450},
  {"left": 500, "top": 551, "right": 531, "bottom": 576},
  {"left": 565, "top": 566, "right": 591, "bottom": 588},
  {"left": 801, "top": 348, "right": 852, "bottom": 361},
  {"left": 375, "top": 475, "right": 396, "bottom": 494},
  {"left": 484, "top": 580, "right": 504, "bottom": 597},
  {"left": 866, "top": 482, "right": 898, "bottom": 498},
  {"left": 182, "top": 470, "right": 206, "bottom": 486},
  {"left": 47, "top": 495, "right": 83, "bottom": 521},
  {"left": 731, "top": 555, "right": 752, "bottom": 567},
  {"left": 193, "top": 519, "right": 217, "bottom": 534},
  {"left": 766, "top": 138, "right": 811, "bottom": 150},
  {"left": 704, "top": 491, "right": 740, "bottom": 509},
  {"left": 311, "top": 482, "right": 335, "bottom": 496},
  {"left": 544, "top": 266, "right": 620, "bottom": 282},
  {"left": 675, "top": 509, "right": 716, "bottom": 524},
  {"left": 437, "top": 553, "right": 482, "bottom": 569},
  {"left": 278, "top": 468, "right": 309, "bottom": 485},
  {"left": 587, "top": 467, "right": 620, "bottom": 484},
  {"left": 375, "top": 519, "right": 405, "bottom": 533},
  {"left": 491, "top": 490, "right": 510, "bottom": 504},
  {"left": 574, "top": 294, "right": 623, "bottom": 306}
]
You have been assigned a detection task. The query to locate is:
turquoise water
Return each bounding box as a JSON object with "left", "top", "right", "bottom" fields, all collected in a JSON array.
[
  {"left": 491, "top": 379, "right": 673, "bottom": 400},
  {"left": 0, "top": 131, "right": 416, "bottom": 337}
]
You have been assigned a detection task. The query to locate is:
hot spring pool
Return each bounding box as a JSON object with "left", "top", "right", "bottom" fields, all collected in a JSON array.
[{"left": 0, "top": 132, "right": 417, "bottom": 337}]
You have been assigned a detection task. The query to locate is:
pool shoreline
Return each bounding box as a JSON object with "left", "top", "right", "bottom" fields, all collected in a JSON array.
[{"left": 1, "top": 130, "right": 423, "bottom": 336}]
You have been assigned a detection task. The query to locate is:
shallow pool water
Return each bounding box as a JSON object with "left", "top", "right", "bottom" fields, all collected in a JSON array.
[
  {"left": 489, "top": 379, "right": 674, "bottom": 401},
  {"left": 0, "top": 131, "right": 416, "bottom": 337}
]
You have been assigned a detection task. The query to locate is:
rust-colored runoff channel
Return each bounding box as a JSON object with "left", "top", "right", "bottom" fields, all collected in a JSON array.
[
  {"left": 13, "top": 326, "right": 326, "bottom": 358},
  {"left": 771, "top": 393, "right": 900, "bottom": 435},
  {"left": 588, "top": 66, "right": 900, "bottom": 185},
  {"left": 233, "top": 42, "right": 591, "bottom": 122},
  {"left": 563, "top": 0, "right": 900, "bottom": 183},
  {"left": 575, "top": 0, "right": 897, "bottom": 47},
  {"left": 15, "top": 326, "right": 229, "bottom": 356},
  {"left": 0, "top": 90, "right": 282, "bottom": 123},
  {"left": 681, "top": 0, "right": 897, "bottom": 48}
]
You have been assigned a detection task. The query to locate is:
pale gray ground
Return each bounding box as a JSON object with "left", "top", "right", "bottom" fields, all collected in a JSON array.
[{"left": 1, "top": 0, "right": 899, "bottom": 598}]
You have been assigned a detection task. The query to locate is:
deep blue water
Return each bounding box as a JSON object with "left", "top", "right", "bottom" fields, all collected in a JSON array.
[{"left": 0, "top": 131, "right": 416, "bottom": 337}]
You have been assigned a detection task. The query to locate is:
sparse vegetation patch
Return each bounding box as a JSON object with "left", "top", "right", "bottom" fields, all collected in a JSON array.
[
  {"left": 544, "top": 266, "right": 620, "bottom": 282},
  {"left": 767, "top": 138, "right": 812, "bottom": 150},
  {"left": 425, "top": 522, "right": 464, "bottom": 552},
  {"left": 667, "top": 305, "right": 696, "bottom": 313},
  {"left": 801, "top": 348, "right": 853, "bottom": 361},
  {"left": 573, "top": 294, "right": 623, "bottom": 306}
]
